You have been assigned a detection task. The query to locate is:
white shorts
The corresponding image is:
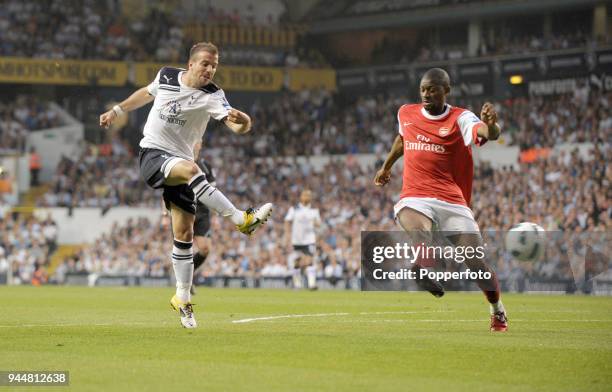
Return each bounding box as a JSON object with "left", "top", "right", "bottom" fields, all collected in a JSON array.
[{"left": 393, "top": 197, "right": 480, "bottom": 232}]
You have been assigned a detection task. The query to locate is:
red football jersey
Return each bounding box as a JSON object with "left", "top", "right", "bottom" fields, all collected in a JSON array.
[{"left": 397, "top": 104, "right": 486, "bottom": 207}]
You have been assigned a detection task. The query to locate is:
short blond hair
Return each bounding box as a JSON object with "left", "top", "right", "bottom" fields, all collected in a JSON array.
[{"left": 189, "top": 42, "right": 219, "bottom": 60}]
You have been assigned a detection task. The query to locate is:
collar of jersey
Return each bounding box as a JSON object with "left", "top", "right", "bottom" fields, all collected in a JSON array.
[
  {"left": 421, "top": 104, "right": 451, "bottom": 120},
  {"left": 178, "top": 70, "right": 220, "bottom": 93}
]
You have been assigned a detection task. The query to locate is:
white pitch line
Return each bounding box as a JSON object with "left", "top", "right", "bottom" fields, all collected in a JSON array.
[
  {"left": 232, "top": 310, "right": 452, "bottom": 324},
  {"left": 232, "top": 312, "right": 350, "bottom": 324},
  {"left": 358, "top": 310, "right": 455, "bottom": 315}
]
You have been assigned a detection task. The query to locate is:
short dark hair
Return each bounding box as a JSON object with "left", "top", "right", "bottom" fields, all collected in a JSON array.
[
  {"left": 189, "top": 42, "right": 219, "bottom": 60},
  {"left": 421, "top": 68, "right": 450, "bottom": 87}
]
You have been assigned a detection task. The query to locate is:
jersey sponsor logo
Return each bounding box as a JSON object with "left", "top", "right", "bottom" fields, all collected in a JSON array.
[
  {"left": 158, "top": 100, "right": 186, "bottom": 126},
  {"left": 439, "top": 127, "right": 450, "bottom": 136},
  {"left": 405, "top": 134, "right": 446, "bottom": 153},
  {"left": 163, "top": 75, "right": 173, "bottom": 83},
  {"left": 167, "top": 101, "right": 181, "bottom": 115}
]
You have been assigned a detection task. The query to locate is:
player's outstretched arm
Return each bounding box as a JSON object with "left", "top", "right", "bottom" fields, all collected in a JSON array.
[
  {"left": 374, "top": 135, "right": 404, "bottom": 186},
  {"left": 99, "top": 87, "right": 154, "bottom": 129},
  {"left": 224, "top": 109, "right": 252, "bottom": 134},
  {"left": 478, "top": 102, "right": 501, "bottom": 141}
]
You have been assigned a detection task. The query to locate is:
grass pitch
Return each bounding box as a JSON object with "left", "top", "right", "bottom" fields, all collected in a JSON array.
[{"left": 0, "top": 286, "right": 611, "bottom": 391}]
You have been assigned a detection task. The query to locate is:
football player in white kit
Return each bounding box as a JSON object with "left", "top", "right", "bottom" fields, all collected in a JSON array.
[
  {"left": 100, "top": 42, "right": 272, "bottom": 328},
  {"left": 284, "top": 189, "right": 322, "bottom": 290}
]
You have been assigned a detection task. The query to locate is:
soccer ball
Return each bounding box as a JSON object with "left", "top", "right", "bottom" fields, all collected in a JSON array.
[{"left": 504, "top": 222, "right": 546, "bottom": 262}]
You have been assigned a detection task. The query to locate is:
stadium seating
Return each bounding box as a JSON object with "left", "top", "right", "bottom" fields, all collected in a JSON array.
[
  {"left": 0, "top": 96, "right": 63, "bottom": 153},
  {"left": 0, "top": 212, "right": 58, "bottom": 285}
]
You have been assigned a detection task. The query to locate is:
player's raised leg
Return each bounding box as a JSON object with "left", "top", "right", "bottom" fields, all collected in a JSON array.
[
  {"left": 448, "top": 232, "right": 507, "bottom": 332},
  {"left": 396, "top": 207, "right": 445, "bottom": 298},
  {"left": 167, "top": 160, "right": 272, "bottom": 235},
  {"left": 168, "top": 203, "right": 197, "bottom": 329}
]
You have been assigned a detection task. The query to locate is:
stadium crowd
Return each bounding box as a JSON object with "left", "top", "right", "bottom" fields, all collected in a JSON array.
[
  {"left": 37, "top": 88, "right": 611, "bottom": 209},
  {"left": 214, "top": 89, "right": 611, "bottom": 157},
  {"left": 0, "top": 212, "right": 58, "bottom": 285},
  {"left": 412, "top": 30, "right": 599, "bottom": 63},
  {"left": 497, "top": 88, "right": 610, "bottom": 149},
  {"left": 38, "top": 140, "right": 160, "bottom": 208},
  {"left": 2, "top": 0, "right": 601, "bottom": 68},
  {"left": 51, "top": 140, "right": 609, "bottom": 287},
  {"left": 0, "top": 95, "right": 62, "bottom": 153},
  {"left": 0, "top": 0, "right": 322, "bottom": 67}
]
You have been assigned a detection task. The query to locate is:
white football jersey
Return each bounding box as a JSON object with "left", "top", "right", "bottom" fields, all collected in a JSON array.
[
  {"left": 139, "top": 67, "right": 231, "bottom": 160},
  {"left": 285, "top": 203, "right": 321, "bottom": 246}
]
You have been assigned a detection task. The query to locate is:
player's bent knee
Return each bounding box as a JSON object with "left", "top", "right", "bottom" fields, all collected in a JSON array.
[
  {"left": 174, "top": 227, "right": 194, "bottom": 243},
  {"left": 172, "top": 216, "right": 194, "bottom": 241},
  {"left": 167, "top": 160, "right": 200, "bottom": 183}
]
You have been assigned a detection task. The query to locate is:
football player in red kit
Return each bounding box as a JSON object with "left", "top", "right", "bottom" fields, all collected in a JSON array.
[{"left": 374, "top": 68, "right": 508, "bottom": 332}]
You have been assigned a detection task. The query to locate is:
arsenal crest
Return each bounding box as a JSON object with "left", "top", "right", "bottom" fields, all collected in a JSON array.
[{"left": 439, "top": 127, "right": 450, "bottom": 136}]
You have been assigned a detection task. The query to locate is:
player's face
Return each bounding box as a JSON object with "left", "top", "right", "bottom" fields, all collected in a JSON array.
[
  {"left": 300, "top": 190, "right": 312, "bottom": 205},
  {"left": 189, "top": 50, "right": 219, "bottom": 87},
  {"left": 419, "top": 78, "right": 448, "bottom": 113}
]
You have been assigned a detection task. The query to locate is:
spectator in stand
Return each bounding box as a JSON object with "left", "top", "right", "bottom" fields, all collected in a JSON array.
[
  {"left": 29, "top": 147, "right": 42, "bottom": 186},
  {"left": 0, "top": 96, "right": 61, "bottom": 153}
]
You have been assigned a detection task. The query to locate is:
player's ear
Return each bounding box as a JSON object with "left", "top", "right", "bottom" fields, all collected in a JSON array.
[{"left": 444, "top": 85, "right": 450, "bottom": 95}]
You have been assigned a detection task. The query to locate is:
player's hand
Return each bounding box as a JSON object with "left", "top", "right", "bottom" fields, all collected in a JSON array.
[
  {"left": 480, "top": 102, "right": 497, "bottom": 127},
  {"left": 374, "top": 168, "right": 391, "bottom": 186},
  {"left": 227, "top": 109, "right": 250, "bottom": 125},
  {"left": 99, "top": 109, "right": 117, "bottom": 129}
]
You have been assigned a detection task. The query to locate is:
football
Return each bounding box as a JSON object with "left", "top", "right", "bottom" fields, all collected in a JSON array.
[{"left": 504, "top": 222, "right": 546, "bottom": 262}]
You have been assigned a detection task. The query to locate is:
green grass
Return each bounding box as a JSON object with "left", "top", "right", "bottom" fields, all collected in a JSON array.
[{"left": 0, "top": 287, "right": 611, "bottom": 392}]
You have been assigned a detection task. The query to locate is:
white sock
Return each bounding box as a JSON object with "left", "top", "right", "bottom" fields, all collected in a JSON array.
[
  {"left": 490, "top": 300, "right": 505, "bottom": 315},
  {"left": 292, "top": 269, "right": 303, "bottom": 289},
  {"left": 172, "top": 239, "right": 193, "bottom": 303},
  {"left": 306, "top": 266, "right": 317, "bottom": 288},
  {"left": 188, "top": 174, "right": 244, "bottom": 225}
]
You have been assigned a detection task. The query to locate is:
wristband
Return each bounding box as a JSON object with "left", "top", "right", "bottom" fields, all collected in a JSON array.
[{"left": 112, "top": 105, "right": 124, "bottom": 116}]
